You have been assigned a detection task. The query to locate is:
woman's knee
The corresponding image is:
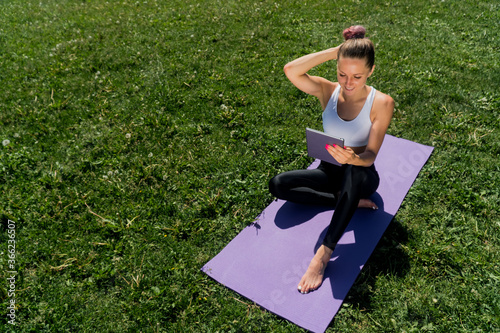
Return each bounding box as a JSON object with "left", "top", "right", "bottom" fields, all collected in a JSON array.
[
  {"left": 340, "top": 165, "right": 377, "bottom": 194},
  {"left": 268, "top": 174, "right": 283, "bottom": 198}
]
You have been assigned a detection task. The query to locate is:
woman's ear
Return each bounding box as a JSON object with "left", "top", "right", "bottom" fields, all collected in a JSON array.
[{"left": 368, "top": 65, "right": 376, "bottom": 77}]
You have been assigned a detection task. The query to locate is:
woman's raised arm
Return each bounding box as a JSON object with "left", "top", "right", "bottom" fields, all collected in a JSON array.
[{"left": 283, "top": 47, "right": 340, "bottom": 107}]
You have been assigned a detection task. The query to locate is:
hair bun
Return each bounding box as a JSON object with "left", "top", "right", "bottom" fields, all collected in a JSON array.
[{"left": 343, "top": 25, "right": 366, "bottom": 40}]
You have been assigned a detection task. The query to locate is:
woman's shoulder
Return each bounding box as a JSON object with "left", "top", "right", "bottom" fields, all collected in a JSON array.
[
  {"left": 373, "top": 89, "right": 395, "bottom": 110},
  {"left": 318, "top": 80, "right": 339, "bottom": 109},
  {"left": 326, "top": 81, "right": 340, "bottom": 97},
  {"left": 370, "top": 89, "right": 394, "bottom": 121}
]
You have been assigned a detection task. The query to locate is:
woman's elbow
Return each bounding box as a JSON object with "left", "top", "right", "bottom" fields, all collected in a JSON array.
[{"left": 283, "top": 63, "right": 292, "bottom": 75}]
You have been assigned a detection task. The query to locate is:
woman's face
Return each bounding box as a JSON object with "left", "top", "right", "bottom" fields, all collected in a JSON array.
[{"left": 337, "top": 57, "right": 374, "bottom": 96}]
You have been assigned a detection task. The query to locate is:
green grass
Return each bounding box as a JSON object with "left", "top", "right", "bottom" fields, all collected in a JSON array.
[{"left": 0, "top": 0, "right": 499, "bottom": 331}]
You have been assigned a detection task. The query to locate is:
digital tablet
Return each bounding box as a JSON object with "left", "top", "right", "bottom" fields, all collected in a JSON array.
[{"left": 306, "top": 127, "right": 345, "bottom": 166}]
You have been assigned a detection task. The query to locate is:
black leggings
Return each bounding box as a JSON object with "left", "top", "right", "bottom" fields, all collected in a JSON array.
[{"left": 269, "top": 161, "right": 379, "bottom": 250}]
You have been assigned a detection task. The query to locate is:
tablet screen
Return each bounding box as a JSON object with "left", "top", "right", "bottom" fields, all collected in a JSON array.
[{"left": 306, "top": 128, "right": 345, "bottom": 166}]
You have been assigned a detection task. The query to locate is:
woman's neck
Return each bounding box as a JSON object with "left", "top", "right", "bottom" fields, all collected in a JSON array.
[{"left": 341, "top": 85, "right": 370, "bottom": 103}]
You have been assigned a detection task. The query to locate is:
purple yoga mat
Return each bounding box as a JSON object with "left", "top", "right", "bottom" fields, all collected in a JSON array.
[{"left": 202, "top": 135, "right": 433, "bottom": 333}]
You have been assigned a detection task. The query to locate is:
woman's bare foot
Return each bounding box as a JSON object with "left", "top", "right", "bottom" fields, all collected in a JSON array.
[
  {"left": 337, "top": 191, "right": 377, "bottom": 210},
  {"left": 358, "top": 198, "right": 378, "bottom": 209},
  {"left": 297, "top": 245, "right": 333, "bottom": 294}
]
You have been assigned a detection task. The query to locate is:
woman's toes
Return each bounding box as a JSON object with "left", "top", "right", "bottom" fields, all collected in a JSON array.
[
  {"left": 298, "top": 284, "right": 308, "bottom": 294},
  {"left": 358, "top": 198, "right": 378, "bottom": 209}
]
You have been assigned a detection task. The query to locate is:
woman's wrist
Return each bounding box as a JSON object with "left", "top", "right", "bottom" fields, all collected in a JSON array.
[
  {"left": 326, "top": 46, "right": 340, "bottom": 61},
  {"left": 354, "top": 150, "right": 376, "bottom": 167}
]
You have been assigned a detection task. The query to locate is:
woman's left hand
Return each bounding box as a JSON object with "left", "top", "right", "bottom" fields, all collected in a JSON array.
[{"left": 325, "top": 144, "right": 358, "bottom": 165}]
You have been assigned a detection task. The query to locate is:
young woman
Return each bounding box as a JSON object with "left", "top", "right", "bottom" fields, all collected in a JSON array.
[{"left": 269, "top": 26, "right": 394, "bottom": 294}]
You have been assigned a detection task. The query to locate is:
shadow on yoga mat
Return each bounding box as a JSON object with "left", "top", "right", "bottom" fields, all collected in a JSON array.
[
  {"left": 274, "top": 193, "right": 392, "bottom": 301},
  {"left": 274, "top": 192, "right": 385, "bottom": 229},
  {"left": 202, "top": 135, "right": 434, "bottom": 333}
]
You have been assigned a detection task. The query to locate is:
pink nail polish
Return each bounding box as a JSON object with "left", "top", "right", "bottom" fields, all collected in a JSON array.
[
  {"left": 325, "top": 144, "right": 329, "bottom": 150},
  {"left": 332, "top": 144, "right": 336, "bottom": 148}
]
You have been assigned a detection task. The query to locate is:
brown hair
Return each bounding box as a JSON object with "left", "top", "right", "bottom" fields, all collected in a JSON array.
[{"left": 338, "top": 26, "right": 375, "bottom": 69}]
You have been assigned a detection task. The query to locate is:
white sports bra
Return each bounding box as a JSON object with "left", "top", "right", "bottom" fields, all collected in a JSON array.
[{"left": 322, "top": 85, "right": 375, "bottom": 147}]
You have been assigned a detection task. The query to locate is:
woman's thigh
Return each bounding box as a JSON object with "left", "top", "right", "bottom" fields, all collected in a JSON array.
[
  {"left": 270, "top": 168, "right": 334, "bottom": 193},
  {"left": 277, "top": 160, "right": 348, "bottom": 189}
]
